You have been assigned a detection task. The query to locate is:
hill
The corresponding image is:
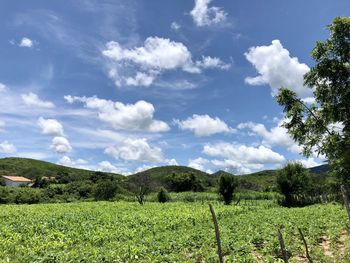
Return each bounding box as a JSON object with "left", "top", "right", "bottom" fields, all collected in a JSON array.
[
  {"left": 0, "top": 157, "right": 123, "bottom": 182},
  {"left": 126, "top": 165, "right": 216, "bottom": 190}
]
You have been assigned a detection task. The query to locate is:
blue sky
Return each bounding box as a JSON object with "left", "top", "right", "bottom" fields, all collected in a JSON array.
[{"left": 0, "top": 0, "right": 348, "bottom": 175}]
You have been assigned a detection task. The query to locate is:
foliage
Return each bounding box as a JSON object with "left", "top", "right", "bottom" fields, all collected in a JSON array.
[
  {"left": 0, "top": 201, "right": 348, "bottom": 262},
  {"left": 93, "top": 180, "right": 118, "bottom": 201},
  {"left": 277, "top": 163, "right": 313, "bottom": 207},
  {"left": 157, "top": 187, "right": 170, "bottom": 203},
  {"left": 167, "top": 172, "right": 205, "bottom": 192},
  {"left": 218, "top": 173, "right": 238, "bottom": 205},
  {"left": 276, "top": 17, "right": 350, "bottom": 183},
  {"left": 0, "top": 177, "right": 5, "bottom": 186}
]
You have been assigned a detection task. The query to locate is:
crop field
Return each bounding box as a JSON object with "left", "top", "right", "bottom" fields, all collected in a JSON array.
[{"left": 0, "top": 201, "right": 349, "bottom": 262}]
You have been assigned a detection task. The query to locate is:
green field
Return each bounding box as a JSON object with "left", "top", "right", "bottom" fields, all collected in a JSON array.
[{"left": 0, "top": 201, "right": 349, "bottom": 262}]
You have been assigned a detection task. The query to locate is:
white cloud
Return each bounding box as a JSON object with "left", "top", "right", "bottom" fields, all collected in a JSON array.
[
  {"left": 245, "top": 40, "right": 312, "bottom": 99},
  {"left": 19, "top": 37, "right": 34, "bottom": 48},
  {"left": 188, "top": 157, "right": 209, "bottom": 171},
  {"left": 171, "top": 22, "right": 181, "bottom": 30},
  {"left": 211, "top": 159, "right": 264, "bottom": 174},
  {"left": 196, "top": 56, "right": 230, "bottom": 70},
  {"left": 57, "top": 156, "right": 88, "bottom": 169},
  {"left": 97, "top": 161, "right": 130, "bottom": 174},
  {"left": 21, "top": 92, "right": 55, "bottom": 108},
  {"left": 167, "top": 158, "right": 178, "bottom": 166},
  {"left": 0, "top": 141, "right": 17, "bottom": 154},
  {"left": 238, "top": 120, "right": 301, "bottom": 154},
  {"left": 297, "top": 158, "right": 321, "bottom": 168},
  {"left": 50, "top": 136, "right": 72, "bottom": 154},
  {"left": 125, "top": 72, "right": 155, "bottom": 86},
  {"left": 105, "top": 138, "right": 163, "bottom": 162},
  {"left": 190, "top": 0, "right": 227, "bottom": 27},
  {"left": 0, "top": 83, "right": 7, "bottom": 93},
  {"left": 203, "top": 143, "right": 285, "bottom": 164},
  {"left": 176, "top": 114, "right": 233, "bottom": 136},
  {"left": 37, "top": 117, "right": 64, "bottom": 137},
  {"left": 65, "top": 95, "right": 169, "bottom": 132},
  {"left": 102, "top": 37, "right": 228, "bottom": 87}
]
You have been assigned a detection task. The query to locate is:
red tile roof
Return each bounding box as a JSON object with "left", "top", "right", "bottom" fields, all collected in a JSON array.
[{"left": 2, "top": 176, "right": 32, "bottom": 182}]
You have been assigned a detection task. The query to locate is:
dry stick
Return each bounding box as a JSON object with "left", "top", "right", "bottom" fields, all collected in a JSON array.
[
  {"left": 298, "top": 228, "right": 313, "bottom": 263},
  {"left": 209, "top": 204, "right": 224, "bottom": 263},
  {"left": 278, "top": 229, "right": 289, "bottom": 263},
  {"left": 341, "top": 185, "right": 350, "bottom": 223}
]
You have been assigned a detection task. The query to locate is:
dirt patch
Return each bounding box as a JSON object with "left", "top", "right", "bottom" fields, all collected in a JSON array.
[
  {"left": 319, "top": 235, "right": 334, "bottom": 258},
  {"left": 251, "top": 246, "right": 264, "bottom": 263}
]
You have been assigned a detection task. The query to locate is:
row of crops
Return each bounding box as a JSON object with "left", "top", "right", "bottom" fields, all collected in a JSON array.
[{"left": 0, "top": 201, "right": 349, "bottom": 262}]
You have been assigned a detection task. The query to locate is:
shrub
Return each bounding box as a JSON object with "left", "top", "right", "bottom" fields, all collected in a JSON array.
[
  {"left": 167, "top": 173, "right": 204, "bottom": 192},
  {"left": 218, "top": 174, "right": 238, "bottom": 205},
  {"left": 277, "top": 162, "right": 312, "bottom": 207},
  {"left": 93, "top": 180, "right": 118, "bottom": 200},
  {"left": 157, "top": 187, "right": 170, "bottom": 203}
]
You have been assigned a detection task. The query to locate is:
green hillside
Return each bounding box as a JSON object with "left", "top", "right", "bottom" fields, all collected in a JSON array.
[{"left": 0, "top": 157, "right": 123, "bottom": 181}]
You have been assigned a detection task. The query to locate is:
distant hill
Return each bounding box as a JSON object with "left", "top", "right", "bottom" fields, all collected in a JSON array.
[
  {"left": 0, "top": 157, "right": 330, "bottom": 191},
  {"left": 0, "top": 157, "right": 123, "bottom": 181},
  {"left": 126, "top": 165, "right": 216, "bottom": 188}
]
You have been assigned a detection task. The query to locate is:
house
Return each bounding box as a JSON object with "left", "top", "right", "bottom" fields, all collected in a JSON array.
[{"left": 2, "top": 176, "right": 32, "bottom": 187}]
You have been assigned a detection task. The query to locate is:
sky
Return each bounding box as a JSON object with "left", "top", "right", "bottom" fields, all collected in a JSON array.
[{"left": 0, "top": 0, "right": 349, "bottom": 175}]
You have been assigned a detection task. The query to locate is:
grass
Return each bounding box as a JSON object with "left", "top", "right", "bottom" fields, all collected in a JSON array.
[{"left": 0, "top": 201, "right": 349, "bottom": 262}]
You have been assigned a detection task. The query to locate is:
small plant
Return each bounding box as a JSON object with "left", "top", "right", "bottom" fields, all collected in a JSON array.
[
  {"left": 218, "top": 174, "right": 238, "bottom": 205},
  {"left": 157, "top": 187, "right": 170, "bottom": 203}
]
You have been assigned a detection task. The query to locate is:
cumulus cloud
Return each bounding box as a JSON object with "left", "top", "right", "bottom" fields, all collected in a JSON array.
[
  {"left": 105, "top": 138, "right": 163, "bottom": 162},
  {"left": 97, "top": 161, "right": 121, "bottom": 173},
  {"left": 37, "top": 117, "right": 64, "bottom": 137},
  {"left": 203, "top": 143, "right": 285, "bottom": 165},
  {"left": 297, "top": 158, "right": 321, "bottom": 168},
  {"left": 102, "top": 37, "right": 229, "bottom": 87},
  {"left": 176, "top": 114, "right": 233, "bottom": 136},
  {"left": 167, "top": 158, "right": 178, "bottom": 166},
  {"left": 196, "top": 56, "right": 230, "bottom": 70},
  {"left": 188, "top": 157, "right": 209, "bottom": 171},
  {"left": 0, "top": 83, "right": 7, "bottom": 93},
  {"left": 245, "top": 40, "right": 313, "bottom": 99},
  {"left": 64, "top": 95, "right": 169, "bottom": 132},
  {"left": 19, "top": 37, "right": 34, "bottom": 48},
  {"left": 58, "top": 155, "right": 87, "bottom": 167},
  {"left": 190, "top": 0, "right": 227, "bottom": 27},
  {"left": 21, "top": 92, "right": 55, "bottom": 108},
  {"left": 238, "top": 119, "right": 301, "bottom": 154},
  {"left": 50, "top": 136, "right": 72, "bottom": 154},
  {"left": 0, "top": 141, "right": 17, "bottom": 154},
  {"left": 211, "top": 159, "right": 264, "bottom": 174}
]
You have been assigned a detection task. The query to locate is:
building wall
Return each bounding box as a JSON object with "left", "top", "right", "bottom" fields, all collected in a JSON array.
[{"left": 3, "top": 179, "right": 30, "bottom": 187}]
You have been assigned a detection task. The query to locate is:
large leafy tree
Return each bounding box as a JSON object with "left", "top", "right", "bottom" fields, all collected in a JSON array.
[{"left": 276, "top": 17, "right": 350, "bottom": 183}]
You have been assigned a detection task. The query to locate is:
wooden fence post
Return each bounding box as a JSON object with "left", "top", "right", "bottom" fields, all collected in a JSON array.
[
  {"left": 278, "top": 229, "right": 289, "bottom": 263},
  {"left": 209, "top": 204, "right": 224, "bottom": 263},
  {"left": 341, "top": 185, "right": 350, "bottom": 222},
  {"left": 298, "top": 228, "right": 313, "bottom": 263}
]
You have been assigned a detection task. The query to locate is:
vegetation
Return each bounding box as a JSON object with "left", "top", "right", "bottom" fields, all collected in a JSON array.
[
  {"left": 0, "top": 201, "right": 349, "bottom": 262},
  {"left": 157, "top": 187, "right": 171, "bottom": 203},
  {"left": 276, "top": 17, "right": 350, "bottom": 186},
  {"left": 218, "top": 173, "right": 238, "bottom": 205},
  {"left": 277, "top": 162, "right": 312, "bottom": 207}
]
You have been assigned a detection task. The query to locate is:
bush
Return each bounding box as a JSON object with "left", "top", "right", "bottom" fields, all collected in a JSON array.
[
  {"left": 167, "top": 173, "right": 204, "bottom": 192},
  {"left": 277, "top": 162, "right": 312, "bottom": 207},
  {"left": 218, "top": 174, "right": 238, "bottom": 205},
  {"left": 157, "top": 187, "right": 170, "bottom": 203},
  {"left": 93, "top": 181, "right": 118, "bottom": 200}
]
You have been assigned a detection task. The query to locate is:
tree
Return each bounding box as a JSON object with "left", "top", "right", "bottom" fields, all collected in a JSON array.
[
  {"left": 218, "top": 174, "right": 237, "bottom": 205},
  {"left": 127, "top": 174, "right": 155, "bottom": 205},
  {"left": 93, "top": 180, "right": 118, "bottom": 200},
  {"left": 157, "top": 187, "right": 170, "bottom": 203},
  {"left": 277, "top": 162, "right": 311, "bottom": 207},
  {"left": 276, "top": 17, "right": 350, "bottom": 184}
]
